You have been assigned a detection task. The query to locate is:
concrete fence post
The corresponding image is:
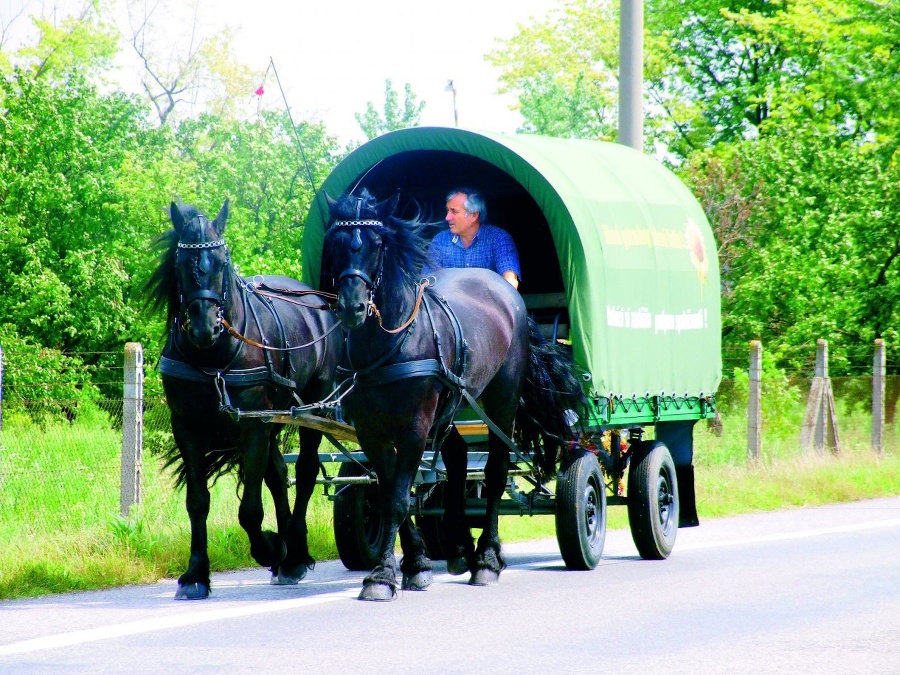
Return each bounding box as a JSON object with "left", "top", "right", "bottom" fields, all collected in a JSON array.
[
  {"left": 121, "top": 342, "right": 144, "bottom": 517},
  {"left": 873, "top": 339, "right": 885, "bottom": 454},
  {"left": 801, "top": 339, "right": 841, "bottom": 454},
  {"left": 0, "top": 343, "right": 4, "bottom": 431},
  {"left": 748, "top": 340, "right": 762, "bottom": 461}
]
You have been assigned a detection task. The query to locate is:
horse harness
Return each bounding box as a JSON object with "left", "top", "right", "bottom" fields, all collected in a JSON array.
[
  {"left": 159, "top": 227, "right": 331, "bottom": 416},
  {"left": 332, "top": 213, "right": 523, "bottom": 455}
]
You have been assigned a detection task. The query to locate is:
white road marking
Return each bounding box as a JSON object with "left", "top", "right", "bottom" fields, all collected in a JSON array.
[
  {"left": 0, "top": 589, "right": 357, "bottom": 656},
  {"left": 2, "top": 516, "right": 899, "bottom": 657}
]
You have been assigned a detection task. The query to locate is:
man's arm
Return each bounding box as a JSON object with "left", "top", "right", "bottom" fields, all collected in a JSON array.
[{"left": 502, "top": 270, "right": 519, "bottom": 289}]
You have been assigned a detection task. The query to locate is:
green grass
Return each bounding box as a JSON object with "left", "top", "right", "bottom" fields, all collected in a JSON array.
[{"left": 1, "top": 407, "right": 899, "bottom": 600}]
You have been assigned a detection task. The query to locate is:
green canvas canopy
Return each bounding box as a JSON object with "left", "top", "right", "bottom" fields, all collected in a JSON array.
[{"left": 302, "top": 127, "right": 721, "bottom": 412}]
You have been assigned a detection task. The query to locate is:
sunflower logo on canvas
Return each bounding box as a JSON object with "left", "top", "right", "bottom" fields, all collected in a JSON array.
[{"left": 684, "top": 217, "right": 709, "bottom": 298}]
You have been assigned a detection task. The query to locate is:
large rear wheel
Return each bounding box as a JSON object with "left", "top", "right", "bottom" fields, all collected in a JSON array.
[
  {"left": 332, "top": 462, "right": 384, "bottom": 571},
  {"left": 555, "top": 450, "right": 606, "bottom": 570},
  {"left": 627, "top": 440, "right": 679, "bottom": 560}
]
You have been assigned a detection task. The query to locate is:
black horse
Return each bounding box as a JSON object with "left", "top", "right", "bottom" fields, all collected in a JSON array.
[
  {"left": 323, "top": 189, "right": 584, "bottom": 601},
  {"left": 146, "top": 200, "right": 343, "bottom": 600}
]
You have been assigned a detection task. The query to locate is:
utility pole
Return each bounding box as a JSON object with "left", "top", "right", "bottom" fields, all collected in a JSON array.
[
  {"left": 618, "top": 0, "right": 643, "bottom": 151},
  {"left": 445, "top": 79, "right": 459, "bottom": 127}
]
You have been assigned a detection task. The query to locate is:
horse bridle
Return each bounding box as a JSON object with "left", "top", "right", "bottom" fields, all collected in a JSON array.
[
  {"left": 176, "top": 216, "right": 229, "bottom": 337},
  {"left": 331, "top": 218, "right": 386, "bottom": 316}
]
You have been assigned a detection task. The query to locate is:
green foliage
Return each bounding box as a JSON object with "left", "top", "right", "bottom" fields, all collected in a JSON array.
[
  {"left": 0, "top": 325, "right": 101, "bottom": 420},
  {"left": 486, "top": 0, "right": 620, "bottom": 140},
  {"left": 354, "top": 79, "right": 426, "bottom": 141},
  {"left": 171, "top": 111, "right": 341, "bottom": 282},
  {"left": 681, "top": 125, "right": 900, "bottom": 373},
  {"left": 0, "top": 69, "right": 151, "bottom": 355},
  {"left": 719, "top": 358, "right": 804, "bottom": 433},
  {"left": 11, "top": 0, "right": 119, "bottom": 82}
]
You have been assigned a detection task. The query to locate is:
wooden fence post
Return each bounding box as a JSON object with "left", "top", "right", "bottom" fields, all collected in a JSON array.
[
  {"left": 121, "top": 342, "right": 144, "bottom": 517},
  {"left": 748, "top": 340, "right": 762, "bottom": 461},
  {"left": 873, "top": 339, "right": 885, "bottom": 454},
  {"left": 801, "top": 339, "right": 841, "bottom": 454}
]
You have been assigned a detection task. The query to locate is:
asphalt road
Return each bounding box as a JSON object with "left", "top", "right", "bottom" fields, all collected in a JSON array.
[{"left": 2, "top": 497, "right": 899, "bottom": 674}]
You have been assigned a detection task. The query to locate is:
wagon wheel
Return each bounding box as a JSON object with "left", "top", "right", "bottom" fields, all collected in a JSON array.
[
  {"left": 332, "top": 462, "right": 384, "bottom": 571},
  {"left": 627, "top": 440, "right": 679, "bottom": 560},
  {"left": 555, "top": 450, "right": 606, "bottom": 570}
]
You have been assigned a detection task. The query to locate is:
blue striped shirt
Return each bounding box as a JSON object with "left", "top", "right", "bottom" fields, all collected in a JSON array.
[{"left": 423, "top": 224, "right": 521, "bottom": 279}]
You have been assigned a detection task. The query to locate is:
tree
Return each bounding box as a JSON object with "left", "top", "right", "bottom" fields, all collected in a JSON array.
[
  {"left": 486, "top": 0, "right": 620, "bottom": 140},
  {"left": 2, "top": 0, "right": 118, "bottom": 82},
  {"left": 354, "top": 79, "right": 425, "bottom": 141},
  {"left": 173, "top": 111, "right": 341, "bottom": 281},
  {"left": 126, "top": 0, "right": 259, "bottom": 126},
  {"left": 0, "top": 69, "right": 152, "bottom": 355},
  {"left": 682, "top": 124, "right": 900, "bottom": 375},
  {"left": 489, "top": 0, "right": 900, "bottom": 158}
]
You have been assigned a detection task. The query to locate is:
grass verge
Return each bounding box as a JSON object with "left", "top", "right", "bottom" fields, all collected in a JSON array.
[{"left": 1, "top": 413, "right": 899, "bottom": 600}]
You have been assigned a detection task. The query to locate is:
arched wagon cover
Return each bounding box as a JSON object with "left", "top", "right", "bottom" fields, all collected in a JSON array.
[{"left": 302, "top": 127, "right": 721, "bottom": 416}]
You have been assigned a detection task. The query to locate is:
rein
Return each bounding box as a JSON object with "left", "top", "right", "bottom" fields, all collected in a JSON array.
[
  {"left": 223, "top": 316, "right": 342, "bottom": 351},
  {"left": 370, "top": 278, "right": 430, "bottom": 334}
]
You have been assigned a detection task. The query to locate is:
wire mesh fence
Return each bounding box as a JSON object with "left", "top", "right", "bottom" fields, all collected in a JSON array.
[{"left": 0, "top": 343, "right": 897, "bottom": 545}]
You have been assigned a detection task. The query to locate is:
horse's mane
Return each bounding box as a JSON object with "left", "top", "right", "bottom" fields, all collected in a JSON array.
[
  {"left": 143, "top": 204, "right": 210, "bottom": 334},
  {"left": 325, "top": 189, "right": 439, "bottom": 293}
]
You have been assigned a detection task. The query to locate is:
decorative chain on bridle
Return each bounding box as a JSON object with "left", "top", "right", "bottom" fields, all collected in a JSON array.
[{"left": 331, "top": 216, "right": 428, "bottom": 333}]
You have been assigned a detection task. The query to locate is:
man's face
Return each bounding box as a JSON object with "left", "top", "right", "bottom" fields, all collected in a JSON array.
[{"left": 445, "top": 192, "right": 479, "bottom": 238}]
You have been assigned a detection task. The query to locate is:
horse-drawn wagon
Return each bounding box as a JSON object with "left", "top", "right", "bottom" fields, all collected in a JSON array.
[
  {"left": 152, "top": 125, "right": 720, "bottom": 600},
  {"left": 293, "top": 127, "right": 722, "bottom": 576}
]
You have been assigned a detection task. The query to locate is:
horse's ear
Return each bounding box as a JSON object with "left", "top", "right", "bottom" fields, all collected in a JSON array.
[
  {"left": 325, "top": 193, "right": 338, "bottom": 215},
  {"left": 214, "top": 198, "right": 230, "bottom": 234},
  {"left": 170, "top": 202, "right": 185, "bottom": 234},
  {"left": 324, "top": 193, "right": 339, "bottom": 228},
  {"left": 377, "top": 190, "right": 401, "bottom": 222}
]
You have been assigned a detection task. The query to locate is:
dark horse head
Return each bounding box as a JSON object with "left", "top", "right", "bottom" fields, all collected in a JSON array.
[
  {"left": 146, "top": 200, "right": 233, "bottom": 350},
  {"left": 323, "top": 189, "right": 430, "bottom": 330}
]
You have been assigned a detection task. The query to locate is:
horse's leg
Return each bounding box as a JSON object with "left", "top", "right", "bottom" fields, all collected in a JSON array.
[
  {"left": 271, "top": 426, "right": 321, "bottom": 584},
  {"left": 469, "top": 370, "right": 522, "bottom": 586},
  {"left": 470, "top": 428, "right": 511, "bottom": 585},
  {"left": 264, "top": 428, "right": 302, "bottom": 584},
  {"left": 359, "top": 433, "right": 424, "bottom": 601},
  {"left": 238, "top": 422, "right": 287, "bottom": 569},
  {"left": 172, "top": 420, "right": 213, "bottom": 600},
  {"left": 398, "top": 512, "right": 433, "bottom": 591},
  {"left": 440, "top": 426, "right": 475, "bottom": 576}
]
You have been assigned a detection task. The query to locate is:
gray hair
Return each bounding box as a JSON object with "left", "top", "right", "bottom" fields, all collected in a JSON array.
[{"left": 447, "top": 187, "right": 487, "bottom": 223}]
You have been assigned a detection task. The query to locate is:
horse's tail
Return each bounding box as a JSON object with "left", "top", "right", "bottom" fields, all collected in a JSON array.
[{"left": 518, "top": 317, "right": 587, "bottom": 445}]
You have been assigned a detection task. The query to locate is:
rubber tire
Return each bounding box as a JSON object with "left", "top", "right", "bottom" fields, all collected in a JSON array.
[
  {"left": 333, "top": 462, "right": 384, "bottom": 571},
  {"left": 627, "top": 440, "right": 679, "bottom": 560},
  {"left": 555, "top": 450, "right": 607, "bottom": 570}
]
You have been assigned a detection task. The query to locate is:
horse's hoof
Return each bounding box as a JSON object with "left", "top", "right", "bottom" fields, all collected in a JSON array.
[
  {"left": 358, "top": 582, "right": 397, "bottom": 602},
  {"left": 401, "top": 569, "right": 433, "bottom": 591},
  {"left": 446, "top": 555, "right": 468, "bottom": 576},
  {"left": 270, "top": 565, "right": 308, "bottom": 585},
  {"left": 174, "top": 582, "right": 210, "bottom": 600},
  {"left": 469, "top": 568, "right": 500, "bottom": 586}
]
